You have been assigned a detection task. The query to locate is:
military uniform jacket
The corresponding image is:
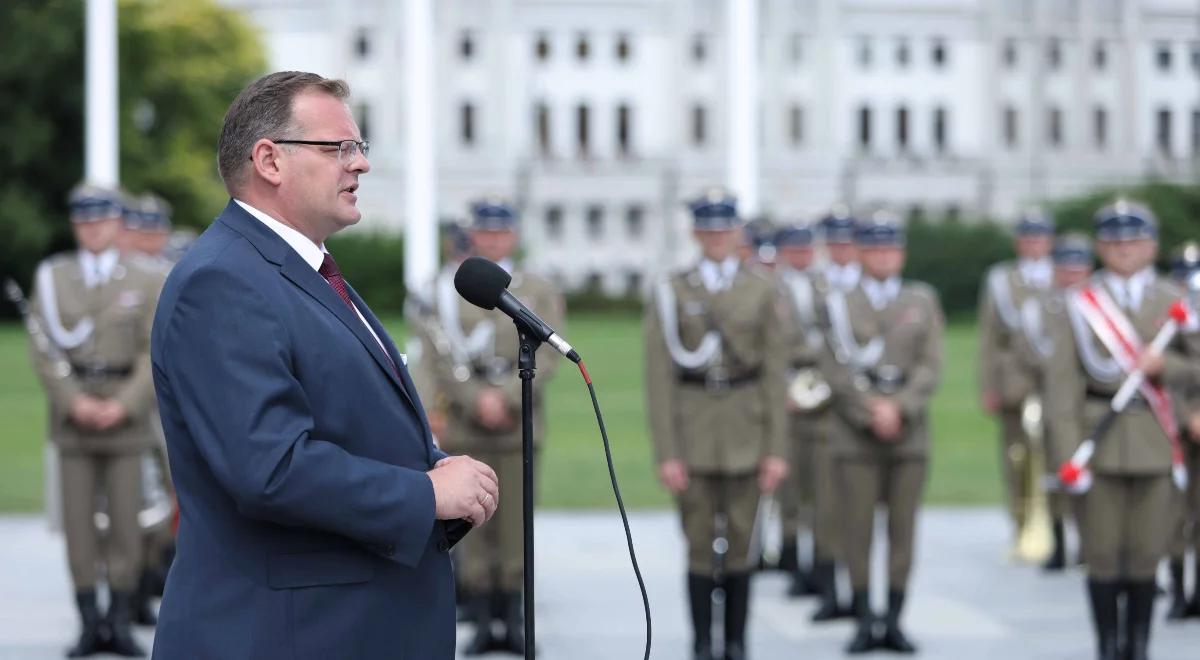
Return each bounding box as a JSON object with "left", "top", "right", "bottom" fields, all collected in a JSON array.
[
  {"left": 1045, "top": 272, "right": 1199, "bottom": 476},
  {"left": 779, "top": 267, "right": 829, "bottom": 373},
  {"left": 28, "top": 251, "right": 166, "bottom": 454},
  {"left": 821, "top": 282, "right": 944, "bottom": 459},
  {"left": 644, "top": 265, "right": 788, "bottom": 473},
  {"left": 978, "top": 262, "right": 1048, "bottom": 408},
  {"left": 432, "top": 268, "right": 564, "bottom": 452},
  {"left": 1014, "top": 287, "right": 1073, "bottom": 467}
]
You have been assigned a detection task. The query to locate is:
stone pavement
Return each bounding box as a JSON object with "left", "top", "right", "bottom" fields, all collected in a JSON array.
[{"left": 1, "top": 509, "right": 1197, "bottom": 659}]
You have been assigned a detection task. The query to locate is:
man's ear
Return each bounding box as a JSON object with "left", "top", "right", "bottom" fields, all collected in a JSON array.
[{"left": 249, "top": 138, "right": 284, "bottom": 186}]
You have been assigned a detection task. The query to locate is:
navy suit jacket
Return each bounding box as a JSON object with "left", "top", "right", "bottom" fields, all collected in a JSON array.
[{"left": 150, "top": 201, "right": 457, "bottom": 659}]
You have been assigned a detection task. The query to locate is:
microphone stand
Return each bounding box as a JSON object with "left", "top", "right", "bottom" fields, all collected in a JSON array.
[{"left": 517, "top": 326, "right": 541, "bottom": 660}]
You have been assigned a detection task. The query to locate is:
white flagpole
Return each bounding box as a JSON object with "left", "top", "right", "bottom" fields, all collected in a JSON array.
[{"left": 85, "top": 0, "right": 119, "bottom": 187}]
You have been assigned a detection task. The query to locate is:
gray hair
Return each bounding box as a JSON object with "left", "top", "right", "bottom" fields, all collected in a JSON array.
[{"left": 217, "top": 71, "right": 350, "bottom": 191}]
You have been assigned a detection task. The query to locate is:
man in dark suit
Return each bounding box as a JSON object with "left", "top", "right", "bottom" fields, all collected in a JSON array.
[{"left": 150, "top": 71, "right": 498, "bottom": 660}]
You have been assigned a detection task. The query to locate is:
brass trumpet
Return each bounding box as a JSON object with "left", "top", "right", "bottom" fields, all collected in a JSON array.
[{"left": 1013, "top": 395, "right": 1053, "bottom": 563}]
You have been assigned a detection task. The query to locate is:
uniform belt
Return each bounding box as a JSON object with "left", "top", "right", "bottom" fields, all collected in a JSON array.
[
  {"left": 678, "top": 367, "right": 761, "bottom": 393},
  {"left": 70, "top": 363, "right": 133, "bottom": 379}
]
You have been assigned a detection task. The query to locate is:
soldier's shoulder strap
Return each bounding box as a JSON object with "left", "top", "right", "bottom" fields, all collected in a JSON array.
[
  {"left": 33, "top": 254, "right": 93, "bottom": 351},
  {"left": 984, "top": 261, "right": 1021, "bottom": 329},
  {"left": 653, "top": 268, "right": 721, "bottom": 370}
]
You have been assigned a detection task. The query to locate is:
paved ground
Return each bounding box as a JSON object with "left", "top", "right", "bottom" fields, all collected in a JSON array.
[{"left": 1, "top": 508, "right": 1198, "bottom": 659}]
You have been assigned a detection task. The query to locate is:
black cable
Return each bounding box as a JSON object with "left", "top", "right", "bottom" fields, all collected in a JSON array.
[{"left": 578, "top": 361, "right": 651, "bottom": 660}]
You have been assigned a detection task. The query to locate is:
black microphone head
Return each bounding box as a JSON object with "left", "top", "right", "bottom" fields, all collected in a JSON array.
[{"left": 454, "top": 256, "right": 512, "bottom": 310}]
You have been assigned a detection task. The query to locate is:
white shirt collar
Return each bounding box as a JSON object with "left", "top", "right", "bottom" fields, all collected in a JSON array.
[
  {"left": 1102, "top": 267, "right": 1155, "bottom": 312},
  {"left": 862, "top": 276, "right": 901, "bottom": 310},
  {"left": 1018, "top": 257, "right": 1053, "bottom": 289},
  {"left": 497, "top": 258, "right": 515, "bottom": 275},
  {"left": 826, "top": 262, "right": 861, "bottom": 292},
  {"left": 698, "top": 257, "right": 739, "bottom": 292},
  {"left": 78, "top": 248, "right": 120, "bottom": 288},
  {"left": 235, "top": 199, "right": 326, "bottom": 271}
]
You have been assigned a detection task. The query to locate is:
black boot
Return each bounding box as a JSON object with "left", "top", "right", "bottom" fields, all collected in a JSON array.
[
  {"left": 1043, "top": 519, "right": 1067, "bottom": 572},
  {"left": 1189, "top": 554, "right": 1200, "bottom": 618},
  {"left": 811, "top": 562, "right": 853, "bottom": 622},
  {"left": 687, "top": 574, "right": 715, "bottom": 660},
  {"left": 66, "top": 589, "right": 105, "bottom": 658},
  {"left": 104, "top": 591, "right": 146, "bottom": 657},
  {"left": 132, "top": 570, "right": 158, "bottom": 627},
  {"left": 462, "top": 593, "right": 495, "bottom": 656},
  {"left": 1166, "top": 559, "right": 1188, "bottom": 621},
  {"left": 1125, "top": 580, "right": 1155, "bottom": 660},
  {"left": 498, "top": 591, "right": 526, "bottom": 655},
  {"left": 722, "top": 573, "right": 750, "bottom": 660},
  {"left": 778, "top": 538, "right": 800, "bottom": 573},
  {"left": 845, "top": 590, "right": 878, "bottom": 654},
  {"left": 877, "top": 590, "right": 917, "bottom": 653},
  {"left": 1087, "top": 580, "right": 1120, "bottom": 660}
]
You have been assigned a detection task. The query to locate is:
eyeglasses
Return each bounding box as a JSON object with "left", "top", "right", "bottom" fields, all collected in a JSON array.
[{"left": 272, "top": 139, "right": 370, "bottom": 162}]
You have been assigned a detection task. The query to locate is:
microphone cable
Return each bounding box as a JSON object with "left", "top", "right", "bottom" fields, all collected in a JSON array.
[{"left": 577, "top": 361, "right": 651, "bottom": 660}]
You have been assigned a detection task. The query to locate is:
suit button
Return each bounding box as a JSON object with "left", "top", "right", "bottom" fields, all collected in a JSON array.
[{"left": 436, "top": 539, "right": 450, "bottom": 553}]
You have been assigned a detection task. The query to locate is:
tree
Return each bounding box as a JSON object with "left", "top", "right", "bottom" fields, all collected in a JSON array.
[{"left": 0, "top": 0, "right": 265, "bottom": 314}]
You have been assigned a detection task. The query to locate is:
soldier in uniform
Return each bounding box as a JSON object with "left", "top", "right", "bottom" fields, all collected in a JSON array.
[
  {"left": 820, "top": 214, "right": 943, "bottom": 654},
  {"left": 818, "top": 210, "right": 860, "bottom": 295},
  {"left": 772, "top": 224, "right": 821, "bottom": 593},
  {"left": 1166, "top": 242, "right": 1200, "bottom": 620},
  {"left": 645, "top": 189, "right": 788, "bottom": 660},
  {"left": 1044, "top": 201, "right": 1197, "bottom": 659},
  {"left": 428, "top": 199, "right": 564, "bottom": 655},
  {"left": 978, "top": 210, "right": 1055, "bottom": 557},
  {"left": 26, "top": 183, "right": 166, "bottom": 657}
]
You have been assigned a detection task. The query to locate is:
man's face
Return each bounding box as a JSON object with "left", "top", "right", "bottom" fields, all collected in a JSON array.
[
  {"left": 860, "top": 245, "right": 905, "bottom": 280},
  {"left": 1016, "top": 235, "right": 1053, "bottom": 260},
  {"left": 134, "top": 229, "right": 170, "bottom": 256},
  {"left": 1055, "top": 265, "right": 1092, "bottom": 289},
  {"left": 779, "top": 245, "right": 815, "bottom": 271},
  {"left": 471, "top": 229, "right": 518, "bottom": 262},
  {"left": 826, "top": 242, "right": 858, "bottom": 266},
  {"left": 72, "top": 217, "right": 123, "bottom": 254},
  {"left": 276, "top": 92, "right": 370, "bottom": 241},
  {"left": 694, "top": 228, "right": 739, "bottom": 262},
  {"left": 1097, "top": 238, "right": 1155, "bottom": 277}
]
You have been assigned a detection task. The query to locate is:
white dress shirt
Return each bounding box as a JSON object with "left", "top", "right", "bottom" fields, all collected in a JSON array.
[
  {"left": 698, "top": 257, "right": 739, "bottom": 293},
  {"left": 826, "top": 262, "right": 862, "bottom": 293},
  {"left": 862, "top": 276, "right": 901, "bottom": 311},
  {"left": 234, "top": 199, "right": 390, "bottom": 357},
  {"left": 1017, "top": 257, "right": 1053, "bottom": 290},
  {"left": 78, "top": 248, "right": 119, "bottom": 289},
  {"left": 1103, "top": 267, "right": 1155, "bottom": 313}
]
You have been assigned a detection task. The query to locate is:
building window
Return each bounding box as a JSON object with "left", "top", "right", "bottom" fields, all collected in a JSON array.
[
  {"left": 1094, "top": 106, "right": 1108, "bottom": 150},
  {"left": 616, "top": 104, "right": 633, "bottom": 157},
  {"left": 1192, "top": 43, "right": 1200, "bottom": 73},
  {"left": 625, "top": 272, "right": 642, "bottom": 296},
  {"left": 691, "top": 104, "right": 707, "bottom": 147},
  {"left": 535, "top": 32, "right": 551, "bottom": 61},
  {"left": 931, "top": 38, "right": 947, "bottom": 68},
  {"left": 616, "top": 32, "right": 632, "bottom": 63},
  {"left": 933, "top": 107, "right": 948, "bottom": 153},
  {"left": 858, "top": 106, "right": 872, "bottom": 151},
  {"left": 789, "top": 33, "right": 804, "bottom": 66},
  {"left": 1003, "top": 38, "right": 1018, "bottom": 69},
  {"left": 896, "top": 38, "right": 910, "bottom": 69},
  {"left": 1048, "top": 106, "right": 1063, "bottom": 148},
  {"left": 586, "top": 205, "right": 604, "bottom": 239},
  {"left": 1157, "top": 108, "right": 1172, "bottom": 156},
  {"left": 692, "top": 33, "right": 708, "bottom": 64},
  {"left": 355, "top": 103, "right": 371, "bottom": 141},
  {"left": 535, "top": 102, "right": 551, "bottom": 157},
  {"left": 896, "top": 106, "right": 909, "bottom": 151},
  {"left": 576, "top": 104, "right": 591, "bottom": 158},
  {"left": 626, "top": 205, "right": 644, "bottom": 238},
  {"left": 1003, "top": 106, "right": 1018, "bottom": 148},
  {"left": 585, "top": 272, "right": 602, "bottom": 292},
  {"left": 1047, "top": 38, "right": 1062, "bottom": 70},
  {"left": 545, "top": 205, "right": 563, "bottom": 241},
  {"left": 460, "top": 102, "right": 475, "bottom": 147},
  {"left": 460, "top": 30, "right": 475, "bottom": 61},
  {"left": 576, "top": 33, "right": 590, "bottom": 61},
  {"left": 857, "top": 36, "right": 872, "bottom": 69},
  {"left": 1193, "top": 109, "right": 1200, "bottom": 156},
  {"left": 354, "top": 29, "right": 370, "bottom": 59},
  {"left": 1093, "top": 41, "right": 1107, "bottom": 70},
  {"left": 788, "top": 105, "right": 804, "bottom": 147},
  {"left": 1156, "top": 42, "right": 1172, "bottom": 72}
]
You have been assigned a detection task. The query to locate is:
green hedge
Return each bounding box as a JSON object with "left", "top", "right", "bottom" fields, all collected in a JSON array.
[
  {"left": 325, "top": 232, "right": 406, "bottom": 315},
  {"left": 903, "top": 218, "right": 1014, "bottom": 317}
]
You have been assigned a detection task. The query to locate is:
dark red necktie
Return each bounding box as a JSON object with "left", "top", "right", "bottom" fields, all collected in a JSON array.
[{"left": 319, "top": 253, "right": 399, "bottom": 376}]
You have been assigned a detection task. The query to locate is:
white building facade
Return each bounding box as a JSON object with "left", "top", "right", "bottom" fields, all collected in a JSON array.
[{"left": 220, "top": 0, "right": 1200, "bottom": 294}]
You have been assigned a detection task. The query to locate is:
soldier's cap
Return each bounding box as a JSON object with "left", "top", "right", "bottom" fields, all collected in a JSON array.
[
  {"left": 1016, "top": 207, "right": 1054, "bottom": 236},
  {"left": 1094, "top": 198, "right": 1157, "bottom": 241},
  {"left": 1052, "top": 233, "right": 1093, "bottom": 267},
  {"left": 125, "top": 194, "right": 173, "bottom": 232},
  {"left": 854, "top": 211, "right": 905, "bottom": 247},
  {"left": 67, "top": 182, "right": 124, "bottom": 223},
  {"left": 817, "top": 205, "right": 857, "bottom": 244},
  {"left": 470, "top": 198, "right": 518, "bottom": 231},
  {"left": 1170, "top": 241, "right": 1200, "bottom": 281},
  {"left": 774, "top": 224, "right": 814, "bottom": 247},
  {"left": 688, "top": 187, "right": 739, "bottom": 231}
]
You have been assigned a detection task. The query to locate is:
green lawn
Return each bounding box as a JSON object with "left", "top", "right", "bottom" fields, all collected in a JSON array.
[{"left": 0, "top": 316, "right": 999, "bottom": 512}]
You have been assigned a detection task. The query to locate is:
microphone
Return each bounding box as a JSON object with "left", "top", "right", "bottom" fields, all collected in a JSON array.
[{"left": 454, "top": 257, "right": 581, "bottom": 363}]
